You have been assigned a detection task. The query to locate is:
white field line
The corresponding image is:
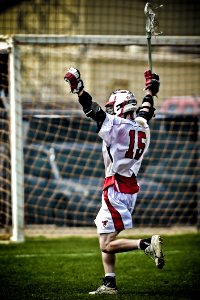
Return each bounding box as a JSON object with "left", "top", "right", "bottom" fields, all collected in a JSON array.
[{"left": 0, "top": 250, "right": 180, "bottom": 259}]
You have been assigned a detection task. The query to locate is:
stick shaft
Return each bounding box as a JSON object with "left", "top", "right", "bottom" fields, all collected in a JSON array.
[{"left": 147, "top": 35, "right": 152, "bottom": 72}]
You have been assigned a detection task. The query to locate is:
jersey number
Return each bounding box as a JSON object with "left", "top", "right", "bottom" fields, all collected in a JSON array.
[{"left": 125, "top": 130, "right": 146, "bottom": 160}]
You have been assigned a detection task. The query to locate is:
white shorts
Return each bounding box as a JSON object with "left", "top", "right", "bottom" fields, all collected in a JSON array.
[{"left": 94, "top": 186, "right": 137, "bottom": 234}]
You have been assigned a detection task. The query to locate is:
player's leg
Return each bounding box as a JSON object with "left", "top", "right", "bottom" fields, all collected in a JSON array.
[
  {"left": 96, "top": 188, "right": 141, "bottom": 254},
  {"left": 89, "top": 232, "right": 161, "bottom": 295},
  {"left": 89, "top": 232, "right": 118, "bottom": 295},
  {"left": 100, "top": 188, "right": 165, "bottom": 268},
  {"left": 100, "top": 233, "right": 116, "bottom": 274},
  {"left": 101, "top": 236, "right": 140, "bottom": 253},
  {"left": 100, "top": 232, "right": 165, "bottom": 269},
  {"left": 89, "top": 232, "right": 156, "bottom": 295},
  {"left": 89, "top": 187, "right": 165, "bottom": 294}
]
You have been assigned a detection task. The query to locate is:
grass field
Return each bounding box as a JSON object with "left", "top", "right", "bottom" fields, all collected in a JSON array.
[{"left": 0, "top": 233, "right": 200, "bottom": 300}]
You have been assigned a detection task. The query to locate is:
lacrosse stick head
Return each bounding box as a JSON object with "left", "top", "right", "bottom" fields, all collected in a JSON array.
[{"left": 144, "top": 2, "right": 162, "bottom": 36}]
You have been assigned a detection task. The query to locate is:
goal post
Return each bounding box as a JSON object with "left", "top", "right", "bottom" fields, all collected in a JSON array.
[
  {"left": 9, "top": 40, "right": 24, "bottom": 242},
  {"left": 0, "top": 34, "right": 199, "bottom": 241}
]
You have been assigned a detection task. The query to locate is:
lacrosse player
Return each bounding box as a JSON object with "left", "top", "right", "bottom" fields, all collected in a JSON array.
[{"left": 64, "top": 67, "right": 165, "bottom": 295}]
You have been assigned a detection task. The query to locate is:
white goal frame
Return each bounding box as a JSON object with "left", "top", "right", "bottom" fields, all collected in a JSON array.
[{"left": 3, "top": 34, "right": 200, "bottom": 242}]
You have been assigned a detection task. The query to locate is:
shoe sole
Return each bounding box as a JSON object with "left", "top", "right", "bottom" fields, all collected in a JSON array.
[
  {"left": 89, "top": 289, "right": 118, "bottom": 295},
  {"left": 151, "top": 235, "right": 165, "bottom": 269}
]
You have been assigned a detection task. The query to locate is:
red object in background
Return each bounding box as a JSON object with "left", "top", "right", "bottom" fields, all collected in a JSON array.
[{"left": 159, "top": 96, "right": 200, "bottom": 115}]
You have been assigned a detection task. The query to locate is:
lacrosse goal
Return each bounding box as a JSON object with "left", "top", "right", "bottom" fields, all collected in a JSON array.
[{"left": 0, "top": 34, "right": 199, "bottom": 241}]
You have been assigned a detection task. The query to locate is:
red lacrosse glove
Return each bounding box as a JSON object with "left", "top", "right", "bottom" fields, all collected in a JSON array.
[
  {"left": 64, "top": 67, "right": 84, "bottom": 94},
  {"left": 144, "top": 70, "right": 160, "bottom": 96}
]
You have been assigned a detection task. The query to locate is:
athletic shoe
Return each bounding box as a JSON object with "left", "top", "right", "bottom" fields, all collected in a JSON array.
[
  {"left": 89, "top": 285, "right": 118, "bottom": 295},
  {"left": 144, "top": 235, "right": 165, "bottom": 269},
  {"left": 89, "top": 276, "right": 118, "bottom": 295}
]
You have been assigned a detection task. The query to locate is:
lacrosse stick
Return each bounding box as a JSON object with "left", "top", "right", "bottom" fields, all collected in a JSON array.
[{"left": 144, "top": 2, "right": 163, "bottom": 72}]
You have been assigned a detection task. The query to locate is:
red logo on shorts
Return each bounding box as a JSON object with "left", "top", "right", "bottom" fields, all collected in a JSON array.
[{"left": 102, "top": 220, "right": 108, "bottom": 227}]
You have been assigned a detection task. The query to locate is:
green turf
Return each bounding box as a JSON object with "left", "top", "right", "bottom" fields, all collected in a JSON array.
[{"left": 0, "top": 233, "right": 200, "bottom": 299}]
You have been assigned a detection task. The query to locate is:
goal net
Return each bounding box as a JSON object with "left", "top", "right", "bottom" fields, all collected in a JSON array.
[{"left": 0, "top": 34, "right": 199, "bottom": 241}]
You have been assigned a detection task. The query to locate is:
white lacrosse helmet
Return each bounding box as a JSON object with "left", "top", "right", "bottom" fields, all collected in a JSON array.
[{"left": 105, "top": 89, "right": 137, "bottom": 117}]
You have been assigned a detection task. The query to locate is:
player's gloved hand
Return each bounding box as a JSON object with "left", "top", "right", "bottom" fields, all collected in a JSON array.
[
  {"left": 64, "top": 67, "right": 84, "bottom": 94},
  {"left": 144, "top": 70, "right": 160, "bottom": 96}
]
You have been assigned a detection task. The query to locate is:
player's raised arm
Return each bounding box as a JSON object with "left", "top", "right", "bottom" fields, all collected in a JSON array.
[
  {"left": 64, "top": 67, "right": 106, "bottom": 131},
  {"left": 135, "top": 70, "right": 160, "bottom": 125}
]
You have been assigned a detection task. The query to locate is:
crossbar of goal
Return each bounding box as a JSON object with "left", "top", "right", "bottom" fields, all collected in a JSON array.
[{"left": 12, "top": 35, "right": 200, "bottom": 46}]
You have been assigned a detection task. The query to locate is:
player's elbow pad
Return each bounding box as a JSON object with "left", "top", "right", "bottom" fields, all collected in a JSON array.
[
  {"left": 142, "top": 94, "right": 154, "bottom": 106},
  {"left": 84, "top": 102, "right": 106, "bottom": 132},
  {"left": 136, "top": 108, "right": 155, "bottom": 122},
  {"left": 78, "top": 91, "right": 106, "bottom": 130},
  {"left": 136, "top": 95, "right": 155, "bottom": 122}
]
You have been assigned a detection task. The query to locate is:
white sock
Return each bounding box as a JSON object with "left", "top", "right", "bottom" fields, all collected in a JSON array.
[{"left": 105, "top": 273, "right": 115, "bottom": 278}]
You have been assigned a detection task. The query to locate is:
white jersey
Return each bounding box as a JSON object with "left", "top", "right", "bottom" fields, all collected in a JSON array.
[{"left": 98, "top": 114, "right": 150, "bottom": 178}]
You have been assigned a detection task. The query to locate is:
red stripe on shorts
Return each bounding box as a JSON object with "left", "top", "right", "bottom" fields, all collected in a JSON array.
[{"left": 103, "top": 189, "right": 124, "bottom": 232}]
